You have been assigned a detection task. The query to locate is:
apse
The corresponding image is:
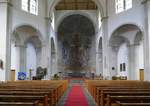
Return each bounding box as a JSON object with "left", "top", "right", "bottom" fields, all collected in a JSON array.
[{"left": 57, "top": 14, "right": 95, "bottom": 72}]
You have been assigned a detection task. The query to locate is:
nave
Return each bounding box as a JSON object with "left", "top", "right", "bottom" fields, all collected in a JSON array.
[{"left": 1, "top": 0, "right": 150, "bottom": 106}]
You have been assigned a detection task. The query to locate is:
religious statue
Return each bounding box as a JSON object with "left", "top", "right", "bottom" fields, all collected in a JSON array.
[
  {"left": 33, "top": 67, "right": 47, "bottom": 80},
  {"left": 0, "top": 59, "right": 3, "bottom": 70}
]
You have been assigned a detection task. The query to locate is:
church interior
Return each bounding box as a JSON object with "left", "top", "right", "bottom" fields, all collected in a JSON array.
[{"left": 0, "top": 0, "right": 150, "bottom": 106}]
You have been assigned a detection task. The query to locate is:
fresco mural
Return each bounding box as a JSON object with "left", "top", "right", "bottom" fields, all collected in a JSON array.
[{"left": 58, "top": 14, "right": 95, "bottom": 72}]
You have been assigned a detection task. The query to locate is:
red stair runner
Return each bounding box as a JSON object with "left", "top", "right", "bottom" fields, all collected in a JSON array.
[{"left": 65, "top": 85, "right": 88, "bottom": 106}]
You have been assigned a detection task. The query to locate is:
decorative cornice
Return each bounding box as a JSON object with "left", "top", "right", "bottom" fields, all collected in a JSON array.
[{"left": 101, "top": 16, "right": 109, "bottom": 22}]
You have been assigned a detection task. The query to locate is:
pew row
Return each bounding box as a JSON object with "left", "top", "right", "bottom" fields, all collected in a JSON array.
[
  {"left": 0, "top": 80, "right": 68, "bottom": 106},
  {"left": 0, "top": 101, "right": 39, "bottom": 106},
  {"left": 85, "top": 80, "right": 150, "bottom": 106}
]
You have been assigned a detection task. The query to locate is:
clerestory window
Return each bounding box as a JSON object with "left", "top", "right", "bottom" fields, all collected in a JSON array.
[
  {"left": 22, "top": 0, "right": 38, "bottom": 15},
  {"left": 116, "top": 0, "right": 132, "bottom": 14}
]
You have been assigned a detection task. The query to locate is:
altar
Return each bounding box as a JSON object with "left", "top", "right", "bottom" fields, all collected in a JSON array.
[{"left": 67, "top": 71, "right": 86, "bottom": 77}]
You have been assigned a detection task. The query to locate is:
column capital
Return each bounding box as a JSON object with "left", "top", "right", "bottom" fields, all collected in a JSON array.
[
  {"left": 0, "top": 0, "right": 9, "bottom": 3},
  {"left": 127, "top": 43, "right": 139, "bottom": 47},
  {"left": 45, "top": 17, "right": 52, "bottom": 22},
  {"left": 141, "top": 0, "right": 148, "bottom": 4},
  {"left": 101, "top": 16, "right": 109, "bottom": 22},
  {"left": 0, "top": 0, "right": 13, "bottom": 7},
  {"left": 15, "top": 44, "right": 27, "bottom": 48}
]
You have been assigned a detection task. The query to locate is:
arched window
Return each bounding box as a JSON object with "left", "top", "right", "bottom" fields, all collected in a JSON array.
[
  {"left": 115, "top": 0, "right": 132, "bottom": 13},
  {"left": 21, "top": 0, "right": 38, "bottom": 15}
]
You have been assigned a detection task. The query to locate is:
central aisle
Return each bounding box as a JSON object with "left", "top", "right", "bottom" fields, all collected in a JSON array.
[
  {"left": 65, "top": 84, "right": 88, "bottom": 106},
  {"left": 58, "top": 78, "right": 96, "bottom": 106}
]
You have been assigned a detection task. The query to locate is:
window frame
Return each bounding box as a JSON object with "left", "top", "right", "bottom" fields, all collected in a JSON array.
[
  {"left": 115, "top": 0, "right": 132, "bottom": 14},
  {"left": 21, "top": 0, "right": 38, "bottom": 15}
]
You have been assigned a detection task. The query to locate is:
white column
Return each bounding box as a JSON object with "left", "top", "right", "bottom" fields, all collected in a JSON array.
[
  {"left": 36, "top": 47, "right": 42, "bottom": 67},
  {"left": 40, "top": 17, "right": 52, "bottom": 79},
  {"left": 109, "top": 46, "right": 118, "bottom": 77},
  {"left": 0, "top": 0, "right": 11, "bottom": 81},
  {"left": 101, "top": 17, "right": 109, "bottom": 78},
  {"left": 143, "top": 0, "right": 150, "bottom": 80},
  {"left": 16, "top": 45, "right": 27, "bottom": 72},
  {"left": 41, "top": 44, "right": 47, "bottom": 68},
  {"left": 96, "top": 51, "right": 103, "bottom": 75},
  {"left": 41, "top": 43, "right": 52, "bottom": 79},
  {"left": 128, "top": 44, "right": 136, "bottom": 80}
]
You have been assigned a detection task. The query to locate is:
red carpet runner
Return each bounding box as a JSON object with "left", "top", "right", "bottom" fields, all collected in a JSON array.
[{"left": 65, "top": 85, "right": 89, "bottom": 106}]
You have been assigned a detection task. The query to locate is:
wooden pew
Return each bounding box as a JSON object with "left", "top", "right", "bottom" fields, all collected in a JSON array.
[
  {"left": 107, "top": 95, "right": 150, "bottom": 106},
  {"left": 86, "top": 80, "right": 150, "bottom": 99},
  {"left": 0, "top": 95, "right": 48, "bottom": 106},
  {"left": 0, "top": 91, "right": 54, "bottom": 105},
  {"left": 116, "top": 101, "right": 150, "bottom": 106},
  {"left": 96, "top": 87, "right": 150, "bottom": 102},
  {"left": 100, "top": 90, "right": 150, "bottom": 106},
  {"left": 0, "top": 101, "right": 39, "bottom": 106},
  {"left": 0, "top": 80, "right": 68, "bottom": 106},
  {"left": 85, "top": 80, "right": 150, "bottom": 106}
]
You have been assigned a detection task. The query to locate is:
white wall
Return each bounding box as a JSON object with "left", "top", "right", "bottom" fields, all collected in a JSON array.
[
  {"left": 117, "top": 43, "right": 129, "bottom": 76},
  {"left": 26, "top": 43, "right": 37, "bottom": 78},
  {"left": 11, "top": 0, "right": 47, "bottom": 38},
  {"left": 108, "top": 0, "right": 144, "bottom": 37}
]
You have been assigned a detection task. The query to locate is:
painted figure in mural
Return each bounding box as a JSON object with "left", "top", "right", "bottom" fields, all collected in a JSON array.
[
  {"left": 70, "top": 33, "right": 82, "bottom": 68},
  {"left": 61, "top": 33, "right": 92, "bottom": 71},
  {"left": 62, "top": 40, "right": 69, "bottom": 65}
]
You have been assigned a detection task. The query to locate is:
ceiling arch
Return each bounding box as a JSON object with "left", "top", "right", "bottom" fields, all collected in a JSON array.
[
  {"left": 12, "top": 25, "right": 43, "bottom": 48},
  {"left": 55, "top": 11, "right": 97, "bottom": 31}
]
